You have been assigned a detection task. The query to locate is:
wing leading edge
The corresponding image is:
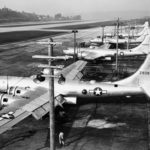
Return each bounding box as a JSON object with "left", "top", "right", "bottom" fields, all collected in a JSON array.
[{"left": 0, "top": 90, "right": 50, "bottom": 134}]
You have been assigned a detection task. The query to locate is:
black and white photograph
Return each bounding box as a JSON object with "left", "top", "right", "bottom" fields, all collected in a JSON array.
[{"left": 0, "top": 0, "right": 150, "bottom": 149}]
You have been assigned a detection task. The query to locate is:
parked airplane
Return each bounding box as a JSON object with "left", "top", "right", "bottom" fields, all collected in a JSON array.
[
  {"left": 1, "top": 40, "right": 150, "bottom": 133},
  {"left": 63, "top": 35, "right": 150, "bottom": 61},
  {"left": 90, "top": 22, "right": 149, "bottom": 45},
  {"left": 107, "top": 21, "right": 149, "bottom": 37},
  {"left": 108, "top": 27, "right": 150, "bottom": 45},
  {"left": 118, "top": 21, "right": 149, "bottom": 38},
  {"left": 90, "top": 36, "right": 104, "bottom": 45}
]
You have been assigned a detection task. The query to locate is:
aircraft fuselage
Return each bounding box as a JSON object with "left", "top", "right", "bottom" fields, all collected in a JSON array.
[{"left": 0, "top": 76, "right": 143, "bottom": 99}]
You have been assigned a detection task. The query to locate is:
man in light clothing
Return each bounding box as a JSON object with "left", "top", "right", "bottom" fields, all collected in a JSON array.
[{"left": 59, "top": 131, "right": 65, "bottom": 147}]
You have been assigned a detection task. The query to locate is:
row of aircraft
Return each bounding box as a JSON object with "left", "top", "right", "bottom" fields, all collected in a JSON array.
[
  {"left": 89, "top": 21, "right": 150, "bottom": 46},
  {"left": 64, "top": 35, "right": 150, "bottom": 61},
  {"left": 0, "top": 21, "right": 150, "bottom": 134},
  {"left": 64, "top": 22, "right": 150, "bottom": 61},
  {"left": 107, "top": 21, "right": 149, "bottom": 38}
]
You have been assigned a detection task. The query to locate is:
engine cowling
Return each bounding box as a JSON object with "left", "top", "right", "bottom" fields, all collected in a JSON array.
[
  {"left": 0, "top": 93, "right": 16, "bottom": 107},
  {"left": 42, "top": 68, "right": 60, "bottom": 75},
  {"left": 7, "top": 86, "right": 30, "bottom": 98}
]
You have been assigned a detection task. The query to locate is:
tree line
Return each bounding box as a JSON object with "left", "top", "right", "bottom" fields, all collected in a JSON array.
[{"left": 0, "top": 7, "right": 82, "bottom": 23}]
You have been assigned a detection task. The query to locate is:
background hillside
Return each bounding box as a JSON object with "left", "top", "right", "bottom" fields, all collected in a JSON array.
[
  {"left": 0, "top": 7, "right": 81, "bottom": 23},
  {"left": 0, "top": 7, "right": 40, "bottom": 23}
]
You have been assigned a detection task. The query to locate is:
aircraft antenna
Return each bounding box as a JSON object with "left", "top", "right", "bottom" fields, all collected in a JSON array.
[
  {"left": 115, "top": 17, "right": 119, "bottom": 74},
  {"left": 127, "top": 23, "right": 130, "bottom": 50},
  {"left": 72, "top": 30, "right": 78, "bottom": 62},
  {"left": 101, "top": 26, "right": 105, "bottom": 43},
  {"left": 6, "top": 75, "right": 9, "bottom": 92}
]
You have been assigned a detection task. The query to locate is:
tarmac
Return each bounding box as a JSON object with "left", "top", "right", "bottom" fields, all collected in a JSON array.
[
  {"left": 0, "top": 25, "right": 148, "bottom": 150},
  {"left": 0, "top": 98, "right": 148, "bottom": 150}
]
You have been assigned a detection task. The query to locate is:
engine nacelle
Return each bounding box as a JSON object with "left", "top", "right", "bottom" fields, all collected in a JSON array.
[
  {"left": 77, "top": 51, "right": 86, "bottom": 59},
  {"left": 0, "top": 93, "right": 16, "bottom": 107},
  {"left": 7, "top": 86, "right": 30, "bottom": 98},
  {"left": 77, "top": 51, "right": 82, "bottom": 59},
  {"left": 42, "top": 68, "right": 60, "bottom": 75}
]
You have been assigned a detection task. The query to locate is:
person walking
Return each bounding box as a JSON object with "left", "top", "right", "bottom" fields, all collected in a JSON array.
[{"left": 59, "top": 131, "right": 65, "bottom": 147}]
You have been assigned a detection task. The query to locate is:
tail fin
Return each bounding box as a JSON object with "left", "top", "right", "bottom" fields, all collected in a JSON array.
[
  {"left": 136, "top": 28, "right": 150, "bottom": 42},
  {"left": 138, "top": 25, "right": 149, "bottom": 36},
  {"left": 142, "top": 21, "right": 149, "bottom": 28},
  {"left": 132, "top": 35, "right": 150, "bottom": 53},
  {"left": 115, "top": 52, "right": 150, "bottom": 87}
]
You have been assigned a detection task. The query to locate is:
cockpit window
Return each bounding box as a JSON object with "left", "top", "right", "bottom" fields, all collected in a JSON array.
[
  {"left": 16, "top": 90, "right": 21, "bottom": 94},
  {"left": 3, "top": 98, "right": 8, "bottom": 102}
]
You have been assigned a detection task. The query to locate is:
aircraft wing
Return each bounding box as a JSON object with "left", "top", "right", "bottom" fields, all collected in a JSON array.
[
  {"left": 0, "top": 109, "right": 31, "bottom": 134},
  {"left": 0, "top": 60, "right": 87, "bottom": 133},
  {"left": 0, "top": 88, "right": 50, "bottom": 134},
  {"left": 58, "top": 60, "right": 87, "bottom": 81}
]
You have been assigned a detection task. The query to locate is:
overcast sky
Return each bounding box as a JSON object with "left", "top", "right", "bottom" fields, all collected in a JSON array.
[{"left": 0, "top": 0, "right": 150, "bottom": 19}]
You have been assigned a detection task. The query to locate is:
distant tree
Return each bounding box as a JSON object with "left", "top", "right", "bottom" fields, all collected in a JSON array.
[
  {"left": 54, "top": 13, "right": 62, "bottom": 20},
  {"left": 72, "top": 15, "right": 81, "bottom": 20},
  {"left": 0, "top": 7, "right": 82, "bottom": 23}
]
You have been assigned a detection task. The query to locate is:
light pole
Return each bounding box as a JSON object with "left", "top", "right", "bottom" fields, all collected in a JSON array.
[
  {"left": 72, "top": 30, "right": 78, "bottom": 62},
  {"left": 101, "top": 26, "right": 105, "bottom": 43},
  {"left": 48, "top": 38, "right": 55, "bottom": 150},
  {"left": 32, "top": 38, "right": 62, "bottom": 150},
  {"left": 127, "top": 24, "right": 130, "bottom": 50},
  {"left": 33, "top": 39, "right": 72, "bottom": 150},
  {"left": 115, "top": 18, "right": 119, "bottom": 74},
  {"left": 114, "top": 23, "right": 117, "bottom": 36}
]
